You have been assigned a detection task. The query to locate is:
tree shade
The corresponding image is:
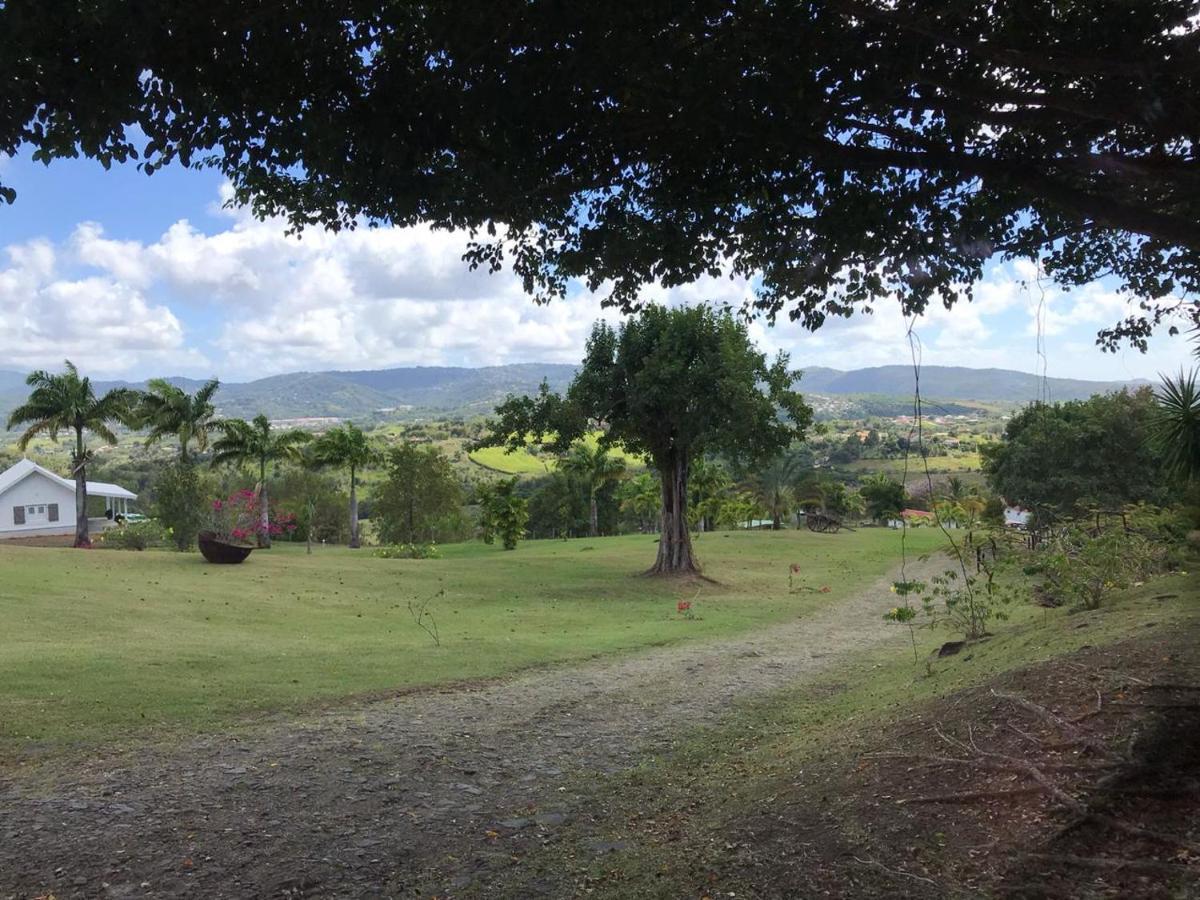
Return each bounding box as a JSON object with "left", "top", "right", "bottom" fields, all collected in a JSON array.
[{"left": 2, "top": 1, "right": 1197, "bottom": 346}]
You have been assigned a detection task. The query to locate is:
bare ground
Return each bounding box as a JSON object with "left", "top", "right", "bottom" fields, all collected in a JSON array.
[{"left": 0, "top": 559, "right": 943, "bottom": 899}]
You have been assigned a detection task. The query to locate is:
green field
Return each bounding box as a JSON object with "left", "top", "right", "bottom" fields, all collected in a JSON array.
[
  {"left": 833, "top": 452, "right": 982, "bottom": 477},
  {"left": 0, "top": 528, "right": 945, "bottom": 756},
  {"left": 467, "top": 431, "right": 644, "bottom": 476}
]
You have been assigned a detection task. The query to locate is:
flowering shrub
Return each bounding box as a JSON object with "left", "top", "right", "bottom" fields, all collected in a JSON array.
[
  {"left": 676, "top": 598, "right": 697, "bottom": 620},
  {"left": 208, "top": 489, "right": 298, "bottom": 544}
]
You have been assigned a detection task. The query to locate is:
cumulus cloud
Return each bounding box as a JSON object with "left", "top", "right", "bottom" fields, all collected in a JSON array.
[
  {"left": 0, "top": 187, "right": 1193, "bottom": 382},
  {"left": 0, "top": 238, "right": 203, "bottom": 377}
]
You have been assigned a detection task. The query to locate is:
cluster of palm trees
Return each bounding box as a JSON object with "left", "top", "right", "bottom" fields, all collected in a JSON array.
[{"left": 5, "top": 361, "right": 375, "bottom": 549}]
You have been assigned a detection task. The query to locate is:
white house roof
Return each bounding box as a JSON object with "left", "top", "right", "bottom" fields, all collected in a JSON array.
[
  {"left": 0, "top": 458, "right": 137, "bottom": 501},
  {"left": 86, "top": 480, "right": 138, "bottom": 500}
]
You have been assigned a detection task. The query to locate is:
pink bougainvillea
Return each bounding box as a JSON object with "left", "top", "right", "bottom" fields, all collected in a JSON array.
[{"left": 209, "top": 489, "right": 299, "bottom": 544}]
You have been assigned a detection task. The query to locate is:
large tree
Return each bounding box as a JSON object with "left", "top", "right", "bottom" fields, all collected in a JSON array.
[
  {"left": 5, "top": 361, "right": 139, "bottom": 547},
  {"left": 136, "top": 377, "right": 221, "bottom": 463},
  {"left": 210, "top": 414, "right": 311, "bottom": 547},
  {"left": 477, "top": 306, "right": 812, "bottom": 575},
  {"left": 309, "top": 423, "right": 377, "bottom": 548},
  {"left": 982, "top": 388, "right": 1168, "bottom": 520},
  {"left": 2, "top": 2, "right": 1197, "bottom": 346}
]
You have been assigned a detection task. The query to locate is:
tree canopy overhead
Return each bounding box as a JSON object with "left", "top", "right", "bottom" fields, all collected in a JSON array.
[{"left": 3, "top": 1, "right": 1198, "bottom": 346}]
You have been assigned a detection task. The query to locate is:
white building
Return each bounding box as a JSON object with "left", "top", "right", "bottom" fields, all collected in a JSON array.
[{"left": 0, "top": 458, "right": 138, "bottom": 540}]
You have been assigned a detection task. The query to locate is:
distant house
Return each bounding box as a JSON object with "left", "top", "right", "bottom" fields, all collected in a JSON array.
[
  {"left": 0, "top": 459, "right": 137, "bottom": 540},
  {"left": 1003, "top": 505, "right": 1032, "bottom": 529},
  {"left": 887, "top": 508, "right": 936, "bottom": 529}
]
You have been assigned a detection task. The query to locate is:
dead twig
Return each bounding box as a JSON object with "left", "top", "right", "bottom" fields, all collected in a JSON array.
[
  {"left": 990, "top": 690, "right": 1113, "bottom": 758},
  {"left": 851, "top": 856, "right": 938, "bottom": 887},
  {"left": 898, "top": 787, "right": 1045, "bottom": 805},
  {"left": 1063, "top": 660, "right": 1150, "bottom": 687},
  {"left": 1069, "top": 689, "right": 1104, "bottom": 724}
]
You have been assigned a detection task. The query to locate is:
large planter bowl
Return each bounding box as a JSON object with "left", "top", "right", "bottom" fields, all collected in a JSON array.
[{"left": 198, "top": 531, "right": 254, "bottom": 564}]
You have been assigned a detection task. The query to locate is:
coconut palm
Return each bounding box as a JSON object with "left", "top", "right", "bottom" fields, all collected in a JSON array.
[
  {"left": 309, "top": 423, "right": 377, "bottom": 548},
  {"left": 136, "top": 377, "right": 221, "bottom": 463},
  {"left": 211, "top": 414, "right": 311, "bottom": 547},
  {"left": 750, "top": 452, "right": 805, "bottom": 529},
  {"left": 5, "top": 361, "right": 139, "bottom": 547},
  {"left": 558, "top": 443, "right": 626, "bottom": 537},
  {"left": 1153, "top": 369, "right": 1200, "bottom": 482}
]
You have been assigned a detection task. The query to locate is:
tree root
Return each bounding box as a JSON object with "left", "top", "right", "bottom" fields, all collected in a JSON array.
[{"left": 990, "top": 689, "right": 1114, "bottom": 758}]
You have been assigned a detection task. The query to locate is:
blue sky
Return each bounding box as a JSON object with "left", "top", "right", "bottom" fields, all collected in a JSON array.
[{"left": 0, "top": 148, "right": 1193, "bottom": 384}]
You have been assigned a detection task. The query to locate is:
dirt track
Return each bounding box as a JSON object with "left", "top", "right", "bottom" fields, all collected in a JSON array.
[{"left": 0, "top": 558, "right": 941, "bottom": 898}]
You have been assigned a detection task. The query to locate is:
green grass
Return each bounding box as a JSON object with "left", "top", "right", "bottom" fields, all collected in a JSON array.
[
  {"left": 0, "top": 528, "right": 946, "bottom": 756},
  {"left": 467, "top": 431, "right": 645, "bottom": 476},
  {"left": 467, "top": 444, "right": 554, "bottom": 474}
]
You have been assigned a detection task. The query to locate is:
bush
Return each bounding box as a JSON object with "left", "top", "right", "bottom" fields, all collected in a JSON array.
[
  {"left": 99, "top": 520, "right": 168, "bottom": 551},
  {"left": 373, "top": 542, "right": 440, "bottom": 559},
  {"left": 1042, "top": 523, "right": 1167, "bottom": 611},
  {"left": 153, "top": 461, "right": 207, "bottom": 551}
]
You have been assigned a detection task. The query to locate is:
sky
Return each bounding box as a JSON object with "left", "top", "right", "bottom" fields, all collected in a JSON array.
[{"left": 0, "top": 148, "right": 1193, "bottom": 384}]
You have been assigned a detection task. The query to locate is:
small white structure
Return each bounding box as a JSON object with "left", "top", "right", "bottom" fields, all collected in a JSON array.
[
  {"left": 0, "top": 458, "right": 138, "bottom": 540},
  {"left": 1004, "top": 505, "right": 1032, "bottom": 529}
]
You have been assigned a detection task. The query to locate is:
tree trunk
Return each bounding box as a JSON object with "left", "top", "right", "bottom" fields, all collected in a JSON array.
[
  {"left": 647, "top": 451, "right": 699, "bottom": 576},
  {"left": 73, "top": 427, "right": 89, "bottom": 548},
  {"left": 348, "top": 466, "right": 360, "bottom": 548},
  {"left": 258, "top": 459, "right": 271, "bottom": 548},
  {"left": 589, "top": 491, "right": 599, "bottom": 538}
]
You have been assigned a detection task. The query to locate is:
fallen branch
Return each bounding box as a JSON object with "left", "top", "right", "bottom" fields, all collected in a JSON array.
[{"left": 898, "top": 787, "right": 1044, "bottom": 805}]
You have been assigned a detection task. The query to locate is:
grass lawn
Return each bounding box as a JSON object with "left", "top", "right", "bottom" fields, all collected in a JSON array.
[
  {"left": 467, "top": 431, "right": 645, "bottom": 476},
  {"left": 0, "top": 527, "right": 946, "bottom": 757}
]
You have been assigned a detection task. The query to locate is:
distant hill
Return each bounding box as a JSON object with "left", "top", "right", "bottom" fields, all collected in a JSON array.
[
  {"left": 0, "top": 363, "right": 1149, "bottom": 427},
  {"left": 798, "top": 366, "right": 1147, "bottom": 404}
]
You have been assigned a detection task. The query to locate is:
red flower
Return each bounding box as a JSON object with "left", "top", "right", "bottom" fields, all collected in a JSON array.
[
  {"left": 212, "top": 500, "right": 223, "bottom": 511},
  {"left": 677, "top": 600, "right": 692, "bottom": 612}
]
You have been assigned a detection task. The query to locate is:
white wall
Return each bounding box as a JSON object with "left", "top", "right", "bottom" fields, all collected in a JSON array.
[{"left": 0, "top": 472, "right": 76, "bottom": 537}]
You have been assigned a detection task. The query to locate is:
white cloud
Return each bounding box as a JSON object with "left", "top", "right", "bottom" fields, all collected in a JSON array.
[
  {"left": 0, "top": 238, "right": 203, "bottom": 377},
  {"left": 0, "top": 186, "right": 1194, "bottom": 383}
]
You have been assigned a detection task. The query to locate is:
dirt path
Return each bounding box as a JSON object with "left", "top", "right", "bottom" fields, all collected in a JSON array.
[{"left": 0, "top": 558, "right": 942, "bottom": 899}]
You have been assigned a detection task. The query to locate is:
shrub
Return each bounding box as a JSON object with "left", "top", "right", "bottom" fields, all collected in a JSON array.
[
  {"left": 1042, "top": 524, "right": 1166, "bottom": 611},
  {"left": 153, "top": 460, "right": 207, "bottom": 551},
  {"left": 99, "top": 519, "right": 168, "bottom": 551},
  {"left": 373, "top": 542, "right": 440, "bottom": 560}
]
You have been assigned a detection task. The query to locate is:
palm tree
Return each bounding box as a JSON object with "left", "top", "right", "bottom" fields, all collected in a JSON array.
[
  {"left": 620, "top": 472, "right": 662, "bottom": 533},
  {"left": 1153, "top": 369, "right": 1200, "bottom": 481},
  {"left": 136, "top": 377, "right": 221, "bottom": 463},
  {"left": 944, "top": 476, "right": 970, "bottom": 504},
  {"left": 5, "top": 361, "right": 139, "bottom": 547},
  {"left": 309, "top": 423, "right": 377, "bottom": 548},
  {"left": 558, "top": 443, "right": 626, "bottom": 537},
  {"left": 211, "top": 414, "right": 311, "bottom": 547},
  {"left": 751, "top": 452, "right": 804, "bottom": 529}
]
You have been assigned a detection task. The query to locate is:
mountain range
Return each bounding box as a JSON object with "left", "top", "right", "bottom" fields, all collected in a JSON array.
[{"left": 0, "top": 363, "right": 1149, "bottom": 426}]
